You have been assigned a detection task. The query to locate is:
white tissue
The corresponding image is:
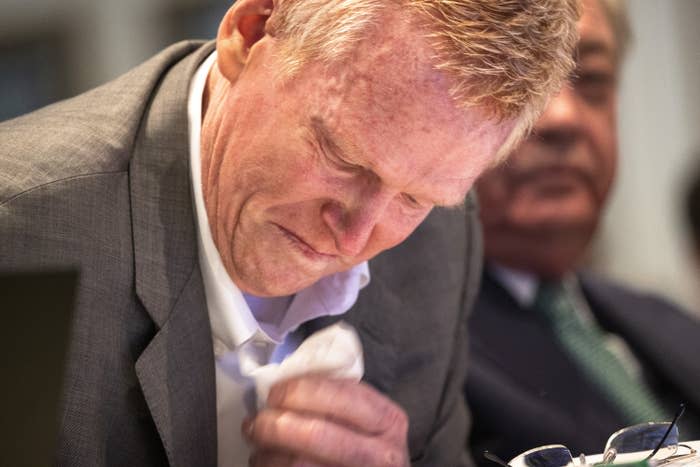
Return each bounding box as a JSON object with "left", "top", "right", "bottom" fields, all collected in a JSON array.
[{"left": 254, "top": 321, "right": 364, "bottom": 409}]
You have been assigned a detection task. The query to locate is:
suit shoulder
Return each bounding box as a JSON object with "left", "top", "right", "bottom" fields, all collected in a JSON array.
[
  {"left": 578, "top": 270, "right": 695, "bottom": 319},
  {"left": 0, "top": 40, "right": 205, "bottom": 204}
]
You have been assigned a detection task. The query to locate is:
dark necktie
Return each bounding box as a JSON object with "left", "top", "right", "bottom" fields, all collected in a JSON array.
[{"left": 532, "top": 281, "right": 668, "bottom": 424}]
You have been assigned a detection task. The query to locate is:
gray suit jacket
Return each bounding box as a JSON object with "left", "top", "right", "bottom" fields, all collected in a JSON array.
[{"left": 0, "top": 41, "right": 481, "bottom": 466}]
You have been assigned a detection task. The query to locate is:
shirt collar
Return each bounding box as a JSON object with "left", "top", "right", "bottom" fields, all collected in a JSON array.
[
  {"left": 488, "top": 262, "right": 582, "bottom": 310},
  {"left": 265, "top": 262, "right": 370, "bottom": 342},
  {"left": 187, "top": 52, "right": 370, "bottom": 354},
  {"left": 488, "top": 263, "right": 539, "bottom": 308}
]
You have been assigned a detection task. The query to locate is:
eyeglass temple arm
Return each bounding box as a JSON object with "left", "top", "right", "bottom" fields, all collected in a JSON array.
[
  {"left": 484, "top": 450, "right": 513, "bottom": 467},
  {"left": 645, "top": 403, "right": 686, "bottom": 461}
]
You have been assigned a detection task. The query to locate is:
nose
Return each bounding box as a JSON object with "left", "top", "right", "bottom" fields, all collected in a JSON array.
[
  {"left": 321, "top": 182, "right": 393, "bottom": 257},
  {"left": 533, "top": 83, "right": 583, "bottom": 149}
]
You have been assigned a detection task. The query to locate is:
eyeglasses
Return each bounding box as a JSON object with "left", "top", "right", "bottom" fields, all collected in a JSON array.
[{"left": 485, "top": 404, "right": 697, "bottom": 467}]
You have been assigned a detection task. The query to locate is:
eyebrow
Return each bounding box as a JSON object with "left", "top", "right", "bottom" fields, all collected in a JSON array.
[
  {"left": 308, "top": 116, "right": 352, "bottom": 163},
  {"left": 576, "top": 39, "right": 615, "bottom": 60}
]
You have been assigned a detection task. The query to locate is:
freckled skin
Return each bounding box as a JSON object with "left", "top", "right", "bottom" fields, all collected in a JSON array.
[{"left": 201, "top": 11, "right": 515, "bottom": 297}]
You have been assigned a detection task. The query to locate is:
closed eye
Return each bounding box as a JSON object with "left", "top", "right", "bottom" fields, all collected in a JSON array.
[
  {"left": 401, "top": 192, "right": 428, "bottom": 209},
  {"left": 326, "top": 150, "right": 364, "bottom": 173},
  {"left": 307, "top": 117, "right": 365, "bottom": 174}
]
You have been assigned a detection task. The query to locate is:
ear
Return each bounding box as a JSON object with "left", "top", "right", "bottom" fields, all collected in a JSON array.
[{"left": 217, "top": 0, "right": 275, "bottom": 80}]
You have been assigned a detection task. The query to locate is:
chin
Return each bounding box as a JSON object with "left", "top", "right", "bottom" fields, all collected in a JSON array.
[
  {"left": 228, "top": 237, "right": 334, "bottom": 297},
  {"left": 484, "top": 218, "right": 596, "bottom": 279},
  {"left": 233, "top": 260, "right": 331, "bottom": 297},
  {"left": 496, "top": 244, "right": 586, "bottom": 280},
  {"left": 532, "top": 259, "right": 577, "bottom": 280},
  {"left": 235, "top": 271, "right": 315, "bottom": 297},
  {"left": 516, "top": 204, "right": 600, "bottom": 233}
]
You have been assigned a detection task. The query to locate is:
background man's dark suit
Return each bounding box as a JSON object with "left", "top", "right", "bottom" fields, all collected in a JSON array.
[
  {"left": 0, "top": 41, "right": 480, "bottom": 466},
  {"left": 466, "top": 270, "right": 700, "bottom": 464}
]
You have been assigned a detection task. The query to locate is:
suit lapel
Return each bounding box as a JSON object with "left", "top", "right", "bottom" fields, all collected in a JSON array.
[
  {"left": 470, "top": 271, "right": 628, "bottom": 444},
  {"left": 135, "top": 266, "right": 217, "bottom": 466},
  {"left": 580, "top": 273, "right": 700, "bottom": 412},
  {"left": 129, "top": 41, "right": 218, "bottom": 466},
  {"left": 349, "top": 272, "right": 401, "bottom": 394}
]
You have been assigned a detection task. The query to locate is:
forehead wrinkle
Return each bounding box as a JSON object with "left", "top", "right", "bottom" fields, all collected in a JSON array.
[
  {"left": 328, "top": 16, "right": 448, "bottom": 128},
  {"left": 308, "top": 10, "right": 460, "bottom": 141}
]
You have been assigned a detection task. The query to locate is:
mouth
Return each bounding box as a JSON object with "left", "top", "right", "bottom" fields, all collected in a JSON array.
[
  {"left": 517, "top": 165, "right": 593, "bottom": 187},
  {"left": 274, "top": 224, "right": 337, "bottom": 261},
  {"left": 512, "top": 166, "right": 602, "bottom": 204}
]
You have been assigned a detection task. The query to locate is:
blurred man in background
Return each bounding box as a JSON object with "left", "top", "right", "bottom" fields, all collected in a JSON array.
[
  {"left": 465, "top": 0, "right": 700, "bottom": 463},
  {"left": 0, "top": 0, "right": 580, "bottom": 465}
]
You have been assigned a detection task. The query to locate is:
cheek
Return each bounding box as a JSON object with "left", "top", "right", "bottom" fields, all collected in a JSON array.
[
  {"left": 588, "top": 118, "right": 618, "bottom": 194},
  {"left": 239, "top": 146, "right": 326, "bottom": 202},
  {"left": 475, "top": 171, "right": 513, "bottom": 224}
]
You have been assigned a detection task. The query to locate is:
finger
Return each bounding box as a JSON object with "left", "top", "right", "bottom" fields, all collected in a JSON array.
[
  {"left": 267, "top": 376, "right": 408, "bottom": 441},
  {"left": 245, "top": 408, "right": 409, "bottom": 467},
  {"left": 249, "top": 449, "right": 325, "bottom": 467},
  {"left": 249, "top": 449, "right": 294, "bottom": 467}
]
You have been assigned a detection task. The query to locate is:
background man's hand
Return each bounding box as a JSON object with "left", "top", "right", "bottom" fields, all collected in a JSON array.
[{"left": 243, "top": 375, "right": 410, "bottom": 467}]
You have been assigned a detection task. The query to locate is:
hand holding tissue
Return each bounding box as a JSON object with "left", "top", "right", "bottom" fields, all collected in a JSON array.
[{"left": 244, "top": 322, "right": 411, "bottom": 467}]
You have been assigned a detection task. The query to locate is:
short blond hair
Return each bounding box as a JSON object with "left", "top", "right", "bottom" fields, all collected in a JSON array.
[{"left": 267, "top": 0, "right": 581, "bottom": 159}]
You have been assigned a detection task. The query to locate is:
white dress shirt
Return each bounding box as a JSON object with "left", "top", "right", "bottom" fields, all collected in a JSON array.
[{"left": 187, "top": 52, "right": 370, "bottom": 467}]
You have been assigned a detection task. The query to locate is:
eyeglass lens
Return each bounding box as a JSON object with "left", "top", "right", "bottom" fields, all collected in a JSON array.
[
  {"left": 510, "top": 445, "right": 574, "bottom": 467},
  {"left": 605, "top": 423, "right": 680, "bottom": 463}
]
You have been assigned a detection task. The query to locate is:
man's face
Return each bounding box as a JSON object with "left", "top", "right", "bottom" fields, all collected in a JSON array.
[
  {"left": 202, "top": 15, "right": 515, "bottom": 297},
  {"left": 476, "top": 0, "right": 618, "bottom": 276}
]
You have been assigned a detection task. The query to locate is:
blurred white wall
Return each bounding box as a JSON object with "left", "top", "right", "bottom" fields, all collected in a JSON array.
[{"left": 593, "top": 0, "right": 700, "bottom": 315}]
